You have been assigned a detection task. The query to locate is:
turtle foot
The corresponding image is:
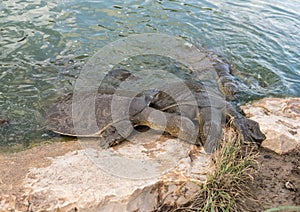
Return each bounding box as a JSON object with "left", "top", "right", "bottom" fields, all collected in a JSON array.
[
  {"left": 99, "top": 126, "right": 126, "bottom": 148},
  {"left": 232, "top": 117, "right": 266, "bottom": 145}
]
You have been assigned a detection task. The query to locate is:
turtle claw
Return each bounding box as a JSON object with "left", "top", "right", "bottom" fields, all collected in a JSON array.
[
  {"left": 224, "top": 103, "right": 266, "bottom": 145},
  {"left": 231, "top": 117, "right": 266, "bottom": 145},
  {"left": 99, "top": 126, "right": 126, "bottom": 148}
]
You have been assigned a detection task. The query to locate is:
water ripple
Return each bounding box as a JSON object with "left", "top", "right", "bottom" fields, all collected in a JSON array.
[{"left": 0, "top": 0, "right": 299, "bottom": 149}]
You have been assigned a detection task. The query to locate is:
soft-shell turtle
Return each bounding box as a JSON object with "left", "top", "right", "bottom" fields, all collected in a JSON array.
[
  {"left": 47, "top": 69, "right": 199, "bottom": 148},
  {"left": 48, "top": 49, "right": 266, "bottom": 153}
]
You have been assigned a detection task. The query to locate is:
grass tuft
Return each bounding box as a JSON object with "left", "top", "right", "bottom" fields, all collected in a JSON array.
[{"left": 177, "top": 131, "right": 258, "bottom": 212}]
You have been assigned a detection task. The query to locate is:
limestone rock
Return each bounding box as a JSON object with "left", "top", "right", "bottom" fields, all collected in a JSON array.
[
  {"left": 19, "top": 132, "right": 211, "bottom": 211},
  {"left": 241, "top": 97, "right": 300, "bottom": 154}
]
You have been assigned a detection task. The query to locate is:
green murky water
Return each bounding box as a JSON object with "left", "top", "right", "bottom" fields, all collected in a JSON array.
[{"left": 0, "top": 0, "right": 299, "bottom": 149}]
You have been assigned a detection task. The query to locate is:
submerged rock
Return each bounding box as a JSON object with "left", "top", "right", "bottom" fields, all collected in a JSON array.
[
  {"left": 241, "top": 97, "right": 300, "bottom": 154},
  {"left": 0, "top": 116, "right": 10, "bottom": 127}
]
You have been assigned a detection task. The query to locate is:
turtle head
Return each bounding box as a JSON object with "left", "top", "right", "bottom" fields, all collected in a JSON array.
[{"left": 144, "top": 89, "right": 160, "bottom": 106}]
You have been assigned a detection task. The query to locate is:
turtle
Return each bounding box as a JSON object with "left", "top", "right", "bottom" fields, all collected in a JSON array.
[
  {"left": 48, "top": 49, "right": 266, "bottom": 153},
  {"left": 47, "top": 69, "right": 200, "bottom": 148},
  {"left": 48, "top": 68, "right": 265, "bottom": 153}
]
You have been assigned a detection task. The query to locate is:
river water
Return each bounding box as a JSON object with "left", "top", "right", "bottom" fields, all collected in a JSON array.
[{"left": 0, "top": 0, "right": 299, "bottom": 149}]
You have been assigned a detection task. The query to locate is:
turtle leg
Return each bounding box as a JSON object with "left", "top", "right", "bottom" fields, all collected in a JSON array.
[
  {"left": 132, "top": 107, "right": 201, "bottom": 145},
  {"left": 231, "top": 116, "right": 266, "bottom": 144},
  {"left": 99, "top": 120, "right": 134, "bottom": 148},
  {"left": 224, "top": 103, "right": 266, "bottom": 144},
  {"left": 99, "top": 126, "right": 125, "bottom": 148},
  {"left": 197, "top": 107, "right": 225, "bottom": 153}
]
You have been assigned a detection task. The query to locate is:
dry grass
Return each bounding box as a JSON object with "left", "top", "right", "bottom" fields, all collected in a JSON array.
[{"left": 176, "top": 132, "right": 258, "bottom": 212}]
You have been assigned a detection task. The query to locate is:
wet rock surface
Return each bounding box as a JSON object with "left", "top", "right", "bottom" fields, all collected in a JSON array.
[{"left": 241, "top": 97, "right": 300, "bottom": 154}]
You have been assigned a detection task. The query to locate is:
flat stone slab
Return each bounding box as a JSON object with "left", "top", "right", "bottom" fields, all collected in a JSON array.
[
  {"left": 241, "top": 97, "right": 300, "bottom": 154},
  {"left": 0, "top": 132, "right": 211, "bottom": 211}
]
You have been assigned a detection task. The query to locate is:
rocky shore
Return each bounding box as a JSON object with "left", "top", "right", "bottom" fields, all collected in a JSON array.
[
  {"left": 0, "top": 97, "right": 299, "bottom": 211},
  {"left": 241, "top": 97, "right": 300, "bottom": 154}
]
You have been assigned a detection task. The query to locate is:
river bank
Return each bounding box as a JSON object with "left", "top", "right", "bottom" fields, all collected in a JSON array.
[{"left": 0, "top": 97, "right": 299, "bottom": 211}]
